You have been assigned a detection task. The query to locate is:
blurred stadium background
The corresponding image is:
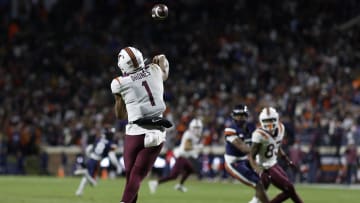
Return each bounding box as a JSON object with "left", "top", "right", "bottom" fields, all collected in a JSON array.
[{"left": 0, "top": 0, "right": 360, "bottom": 199}]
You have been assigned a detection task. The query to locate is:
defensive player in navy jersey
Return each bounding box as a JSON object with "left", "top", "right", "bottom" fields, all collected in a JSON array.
[
  {"left": 75, "top": 126, "right": 122, "bottom": 196},
  {"left": 224, "top": 105, "right": 270, "bottom": 203}
]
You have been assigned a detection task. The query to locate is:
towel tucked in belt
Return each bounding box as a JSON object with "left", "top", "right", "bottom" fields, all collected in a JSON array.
[{"left": 130, "top": 116, "right": 173, "bottom": 128}]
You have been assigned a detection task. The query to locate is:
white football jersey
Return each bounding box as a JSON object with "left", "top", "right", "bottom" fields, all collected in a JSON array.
[
  {"left": 251, "top": 123, "right": 285, "bottom": 169},
  {"left": 173, "top": 130, "right": 201, "bottom": 159},
  {"left": 111, "top": 64, "right": 167, "bottom": 135}
]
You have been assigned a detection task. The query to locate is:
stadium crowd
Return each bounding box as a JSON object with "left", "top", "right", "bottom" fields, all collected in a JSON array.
[{"left": 0, "top": 0, "right": 359, "bottom": 182}]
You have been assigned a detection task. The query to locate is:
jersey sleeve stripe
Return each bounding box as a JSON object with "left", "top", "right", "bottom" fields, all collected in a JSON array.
[
  {"left": 114, "top": 77, "right": 121, "bottom": 85},
  {"left": 256, "top": 129, "right": 269, "bottom": 139},
  {"left": 224, "top": 128, "right": 236, "bottom": 133},
  {"left": 224, "top": 131, "right": 237, "bottom": 136},
  {"left": 224, "top": 128, "right": 237, "bottom": 136}
]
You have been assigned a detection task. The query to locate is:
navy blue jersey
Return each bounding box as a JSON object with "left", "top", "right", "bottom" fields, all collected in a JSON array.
[
  {"left": 89, "top": 137, "right": 116, "bottom": 161},
  {"left": 224, "top": 121, "right": 255, "bottom": 158}
]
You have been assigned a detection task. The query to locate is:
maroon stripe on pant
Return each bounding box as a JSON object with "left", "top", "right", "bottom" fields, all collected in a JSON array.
[{"left": 121, "top": 134, "right": 163, "bottom": 203}]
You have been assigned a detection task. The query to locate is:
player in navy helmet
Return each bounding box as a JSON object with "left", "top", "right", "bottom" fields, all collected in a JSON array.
[
  {"left": 224, "top": 105, "right": 270, "bottom": 203},
  {"left": 231, "top": 104, "right": 249, "bottom": 126}
]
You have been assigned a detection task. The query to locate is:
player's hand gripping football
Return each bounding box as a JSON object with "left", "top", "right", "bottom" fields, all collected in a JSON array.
[
  {"left": 152, "top": 54, "right": 169, "bottom": 80},
  {"left": 152, "top": 54, "right": 166, "bottom": 65}
]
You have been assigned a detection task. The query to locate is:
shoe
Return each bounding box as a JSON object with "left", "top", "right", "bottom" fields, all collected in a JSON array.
[
  {"left": 174, "top": 184, "right": 187, "bottom": 192},
  {"left": 248, "top": 196, "right": 260, "bottom": 203},
  {"left": 148, "top": 180, "right": 158, "bottom": 194},
  {"left": 75, "top": 190, "right": 83, "bottom": 196}
]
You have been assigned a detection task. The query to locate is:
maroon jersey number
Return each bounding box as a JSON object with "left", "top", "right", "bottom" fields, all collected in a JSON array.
[{"left": 142, "top": 81, "right": 155, "bottom": 106}]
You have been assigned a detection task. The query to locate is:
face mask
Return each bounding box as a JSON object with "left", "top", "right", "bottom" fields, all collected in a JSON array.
[{"left": 235, "top": 120, "right": 246, "bottom": 127}]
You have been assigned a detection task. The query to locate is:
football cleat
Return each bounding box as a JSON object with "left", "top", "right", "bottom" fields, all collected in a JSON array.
[
  {"left": 75, "top": 190, "right": 83, "bottom": 196},
  {"left": 148, "top": 180, "right": 158, "bottom": 194},
  {"left": 248, "top": 196, "right": 260, "bottom": 203},
  {"left": 174, "top": 184, "right": 188, "bottom": 192}
]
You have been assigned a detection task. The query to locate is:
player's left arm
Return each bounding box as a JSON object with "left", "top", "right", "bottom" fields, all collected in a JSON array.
[
  {"left": 114, "top": 94, "right": 127, "bottom": 119},
  {"left": 85, "top": 144, "right": 94, "bottom": 157},
  {"left": 248, "top": 142, "right": 262, "bottom": 174},
  {"left": 278, "top": 123, "right": 295, "bottom": 167},
  {"left": 111, "top": 78, "right": 127, "bottom": 119},
  {"left": 231, "top": 137, "right": 250, "bottom": 154},
  {"left": 278, "top": 147, "right": 295, "bottom": 168}
]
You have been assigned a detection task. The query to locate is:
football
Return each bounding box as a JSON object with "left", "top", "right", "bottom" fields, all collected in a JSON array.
[{"left": 151, "top": 4, "right": 168, "bottom": 19}]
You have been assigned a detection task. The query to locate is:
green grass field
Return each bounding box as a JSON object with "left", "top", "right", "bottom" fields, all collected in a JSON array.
[{"left": 0, "top": 176, "right": 359, "bottom": 203}]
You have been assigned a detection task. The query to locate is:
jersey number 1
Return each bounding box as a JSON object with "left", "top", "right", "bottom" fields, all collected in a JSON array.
[{"left": 142, "top": 81, "right": 155, "bottom": 106}]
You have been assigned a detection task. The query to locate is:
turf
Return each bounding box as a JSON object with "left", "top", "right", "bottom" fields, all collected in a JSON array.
[{"left": 0, "top": 176, "right": 359, "bottom": 203}]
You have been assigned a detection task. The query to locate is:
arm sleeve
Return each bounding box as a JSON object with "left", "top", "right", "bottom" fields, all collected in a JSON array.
[
  {"left": 85, "top": 144, "right": 93, "bottom": 157},
  {"left": 251, "top": 131, "right": 262, "bottom": 143},
  {"left": 111, "top": 77, "right": 121, "bottom": 94},
  {"left": 224, "top": 127, "right": 237, "bottom": 142},
  {"left": 181, "top": 131, "right": 191, "bottom": 142},
  {"left": 225, "top": 135, "right": 238, "bottom": 143}
]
